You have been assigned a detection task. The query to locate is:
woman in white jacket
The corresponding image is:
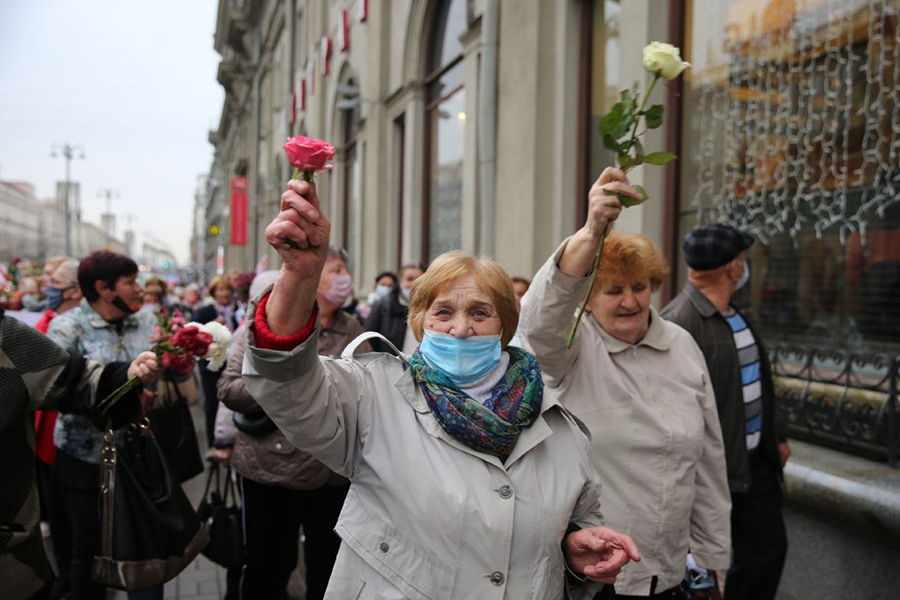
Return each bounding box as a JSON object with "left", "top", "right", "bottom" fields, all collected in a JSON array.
[
  {"left": 519, "top": 168, "right": 732, "bottom": 599},
  {"left": 240, "top": 178, "right": 641, "bottom": 600}
]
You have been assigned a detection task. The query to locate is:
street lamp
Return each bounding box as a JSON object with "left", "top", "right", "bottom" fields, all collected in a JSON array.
[
  {"left": 51, "top": 143, "right": 86, "bottom": 256},
  {"left": 97, "top": 187, "right": 120, "bottom": 240}
]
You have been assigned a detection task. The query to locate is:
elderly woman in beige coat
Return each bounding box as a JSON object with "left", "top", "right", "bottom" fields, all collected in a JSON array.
[
  {"left": 240, "top": 179, "right": 641, "bottom": 600},
  {"left": 519, "top": 168, "right": 731, "bottom": 599}
]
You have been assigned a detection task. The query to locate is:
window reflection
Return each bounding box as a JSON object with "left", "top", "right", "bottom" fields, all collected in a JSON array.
[
  {"left": 679, "top": 0, "right": 900, "bottom": 354},
  {"left": 425, "top": 0, "right": 467, "bottom": 261}
]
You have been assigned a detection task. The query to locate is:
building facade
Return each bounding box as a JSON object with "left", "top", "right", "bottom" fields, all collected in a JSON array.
[
  {"left": 202, "top": 0, "right": 899, "bottom": 358},
  {"left": 0, "top": 181, "right": 43, "bottom": 263}
]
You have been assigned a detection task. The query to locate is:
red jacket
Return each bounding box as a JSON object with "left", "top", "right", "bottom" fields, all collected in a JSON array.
[{"left": 34, "top": 309, "right": 58, "bottom": 465}]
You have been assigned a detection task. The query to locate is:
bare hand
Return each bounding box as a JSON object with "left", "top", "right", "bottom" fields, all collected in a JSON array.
[
  {"left": 266, "top": 179, "right": 331, "bottom": 276},
  {"left": 584, "top": 168, "right": 642, "bottom": 237},
  {"left": 564, "top": 525, "right": 641, "bottom": 584},
  {"left": 128, "top": 351, "right": 160, "bottom": 384},
  {"left": 779, "top": 442, "right": 791, "bottom": 467},
  {"left": 139, "top": 389, "right": 157, "bottom": 414},
  {"left": 207, "top": 447, "right": 233, "bottom": 465}
]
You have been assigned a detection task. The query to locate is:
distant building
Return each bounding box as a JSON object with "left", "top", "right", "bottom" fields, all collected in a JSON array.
[{"left": 0, "top": 181, "right": 44, "bottom": 263}]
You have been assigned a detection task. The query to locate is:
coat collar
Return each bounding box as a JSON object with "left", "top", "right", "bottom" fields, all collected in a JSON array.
[
  {"left": 682, "top": 282, "right": 721, "bottom": 318},
  {"left": 593, "top": 305, "right": 673, "bottom": 354}
]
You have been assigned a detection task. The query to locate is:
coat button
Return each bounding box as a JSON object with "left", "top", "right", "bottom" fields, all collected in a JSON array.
[
  {"left": 379, "top": 542, "right": 389, "bottom": 553},
  {"left": 490, "top": 571, "right": 505, "bottom": 585},
  {"left": 275, "top": 442, "right": 283, "bottom": 450},
  {"left": 498, "top": 485, "right": 512, "bottom": 499}
]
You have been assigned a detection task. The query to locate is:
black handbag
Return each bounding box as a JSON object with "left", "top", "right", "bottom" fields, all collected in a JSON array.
[
  {"left": 196, "top": 464, "right": 243, "bottom": 569},
  {"left": 93, "top": 420, "right": 209, "bottom": 591},
  {"left": 148, "top": 381, "right": 204, "bottom": 483},
  {"left": 232, "top": 410, "right": 278, "bottom": 436}
]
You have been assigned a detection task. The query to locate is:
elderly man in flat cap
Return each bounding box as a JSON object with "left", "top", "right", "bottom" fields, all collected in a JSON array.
[{"left": 662, "top": 224, "right": 789, "bottom": 600}]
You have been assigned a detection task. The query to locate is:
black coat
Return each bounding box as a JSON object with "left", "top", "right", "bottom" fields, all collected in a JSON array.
[
  {"left": 192, "top": 303, "right": 240, "bottom": 332},
  {"left": 364, "top": 288, "right": 409, "bottom": 353},
  {"left": 661, "top": 282, "right": 786, "bottom": 493}
]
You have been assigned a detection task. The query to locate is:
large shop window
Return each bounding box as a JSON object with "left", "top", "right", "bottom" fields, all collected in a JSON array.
[
  {"left": 679, "top": 0, "right": 900, "bottom": 354},
  {"left": 424, "top": 0, "right": 467, "bottom": 261}
]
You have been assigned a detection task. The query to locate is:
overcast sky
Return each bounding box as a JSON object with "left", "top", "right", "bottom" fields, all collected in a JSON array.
[{"left": 0, "top": 1, "right": 223, "bottom": 264}]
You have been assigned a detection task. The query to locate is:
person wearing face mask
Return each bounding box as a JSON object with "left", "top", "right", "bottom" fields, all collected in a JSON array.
[
  {"left": 364, "top": 263, "right": 424, "bottom": 355},
  {"left": 662, "top": 224, "right": 789, "bottom": 600},
  {"left": 518, "top": 168, "right": 731, "bottom": 599},
  {"left": 216, "top": 257, "right": 370, "bottom": 600},
  {"left": 46, "top": 251, "right": 163, "bottom": 600},
  {"left": 356, "top": 271, "right": 397, "bottom": 321},
  {"left": 239, "top": 179, "right": 642, "bottom": 599}
]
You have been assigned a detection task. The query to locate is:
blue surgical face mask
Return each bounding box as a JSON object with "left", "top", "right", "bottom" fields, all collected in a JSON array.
[
  {"left": 45, "top": 286, "right": 68, "bottom": 311},
  {"left": 374, "top": 284, "right": 391, "bottom": 299},
  {"left": 419, "top": 329, "right": 502, "bottom": 385},
  {"left": 735, "top": 259, "right": 750, "bottom": 291}
]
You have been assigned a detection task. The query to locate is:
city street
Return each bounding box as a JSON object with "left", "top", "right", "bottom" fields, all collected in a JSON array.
[{"left": 2, "top": 1, "right": 900, "bottom": 599}]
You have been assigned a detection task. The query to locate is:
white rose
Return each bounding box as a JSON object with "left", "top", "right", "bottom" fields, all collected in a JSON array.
[{"left": 642, "top": 41, "right": 690, "bottom": 80}]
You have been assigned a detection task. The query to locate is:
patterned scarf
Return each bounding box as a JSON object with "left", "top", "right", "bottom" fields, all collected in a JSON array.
[{"left": 408, "top": 346, "right": 543, "bottom": 462}]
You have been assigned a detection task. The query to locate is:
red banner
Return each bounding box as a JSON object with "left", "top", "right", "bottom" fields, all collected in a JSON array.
[{"left": 230, "top": 176, "right": 248, "bottom": 246}]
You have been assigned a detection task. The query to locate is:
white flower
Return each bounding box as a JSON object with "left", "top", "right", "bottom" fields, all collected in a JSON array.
[
  {"left": 187, "top": 321, "right": 233, "bottom": 372},
  {"left": 642, "top": 41, "right": 690, "bottom": 80}
]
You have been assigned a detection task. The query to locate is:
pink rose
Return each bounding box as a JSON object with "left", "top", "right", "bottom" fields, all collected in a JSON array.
[{"left": 282, "top": 136, "right": 336, "bottom": 173}]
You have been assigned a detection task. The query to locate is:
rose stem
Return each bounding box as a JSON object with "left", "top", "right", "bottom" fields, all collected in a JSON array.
[{"left": 566, "top": 224, "right": 608, "bottom": 349}]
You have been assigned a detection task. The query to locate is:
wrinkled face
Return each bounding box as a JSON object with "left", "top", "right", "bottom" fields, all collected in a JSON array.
[
  {"left": 590, "top": 279, "right": 652, "bottom": 344},
  {"left": 113, "top": 274, "right": 142, "bottom": 307},
  {"left": 424, "top": 274, "right": 502, "bottom": 339},
  {"left": 513, "top": 281, "right": 528, "bottom": 313},
  {"left": 400, "top": 267, "right": 423, "bottom": 290},
  {"left": 318, "top": 257, "right": 349, "bottom": 295},
  {"left": 214, "top": 284, "right": 233, "bottom": 306}
]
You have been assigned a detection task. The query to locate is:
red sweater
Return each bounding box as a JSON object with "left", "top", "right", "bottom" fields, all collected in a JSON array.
[{"left": 253, "top": 292, "right": 317, "bottom": 351}]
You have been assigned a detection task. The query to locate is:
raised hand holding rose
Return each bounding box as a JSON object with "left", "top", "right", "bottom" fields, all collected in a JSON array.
[
  {"left": 280, "top": 136, "right": 335, "bottom": 249},
  {"left": 567, "top": 42, "right": 689, "bottom": 347},
  {"left": 267, "top": 179, "right": 331, "bottom": 273}
]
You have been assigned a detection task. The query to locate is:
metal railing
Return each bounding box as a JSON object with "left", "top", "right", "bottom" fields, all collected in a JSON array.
[{"left": 769, "top": 343, "right": 899, "bottom": 467}]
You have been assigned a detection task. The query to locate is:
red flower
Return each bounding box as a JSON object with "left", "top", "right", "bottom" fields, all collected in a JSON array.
[{"left": 283, "top": 136, "right": 335, "bottom": 173}]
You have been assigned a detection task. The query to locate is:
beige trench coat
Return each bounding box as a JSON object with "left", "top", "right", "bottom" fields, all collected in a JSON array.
[
  {"left": 518, "top": 240, "right": 731, "bottom": 595},
  {"left": 242, "top": 317, "right": 607, "bottom": 600}
]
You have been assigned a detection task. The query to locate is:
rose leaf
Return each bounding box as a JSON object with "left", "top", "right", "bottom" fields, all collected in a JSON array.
[
  {"left": 644, "top": 104, "right": 664, "bottom": 129},
  {"left": 643, "top": 152, "right": 677, "bottom": 165}
]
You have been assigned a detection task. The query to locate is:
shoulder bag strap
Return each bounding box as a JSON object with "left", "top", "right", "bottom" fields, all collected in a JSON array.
[{"left": 341, "top": 331, "right": 405, "bottom": 360}]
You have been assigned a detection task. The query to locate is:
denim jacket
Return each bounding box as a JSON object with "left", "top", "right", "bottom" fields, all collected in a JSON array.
[{"left": 47, "top": 299, "right": 157, "bottom": 464}]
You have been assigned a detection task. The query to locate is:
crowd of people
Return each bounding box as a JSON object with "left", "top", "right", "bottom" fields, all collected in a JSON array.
[{"left": 0, "top": 166, "right": 790, "bottom": 600}]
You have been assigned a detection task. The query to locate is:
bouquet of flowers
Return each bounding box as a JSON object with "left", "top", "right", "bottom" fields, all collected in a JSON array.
[
  {"left": 567, "top": 42, "right": 690, "bottom": 347},
  {"left": 96, "top": 309, "right": 233, "bottom": 415}
]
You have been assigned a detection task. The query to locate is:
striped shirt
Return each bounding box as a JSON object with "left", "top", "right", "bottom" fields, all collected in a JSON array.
[{"left": 722, "top": 308, "right": 762, "bottom": 450}]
